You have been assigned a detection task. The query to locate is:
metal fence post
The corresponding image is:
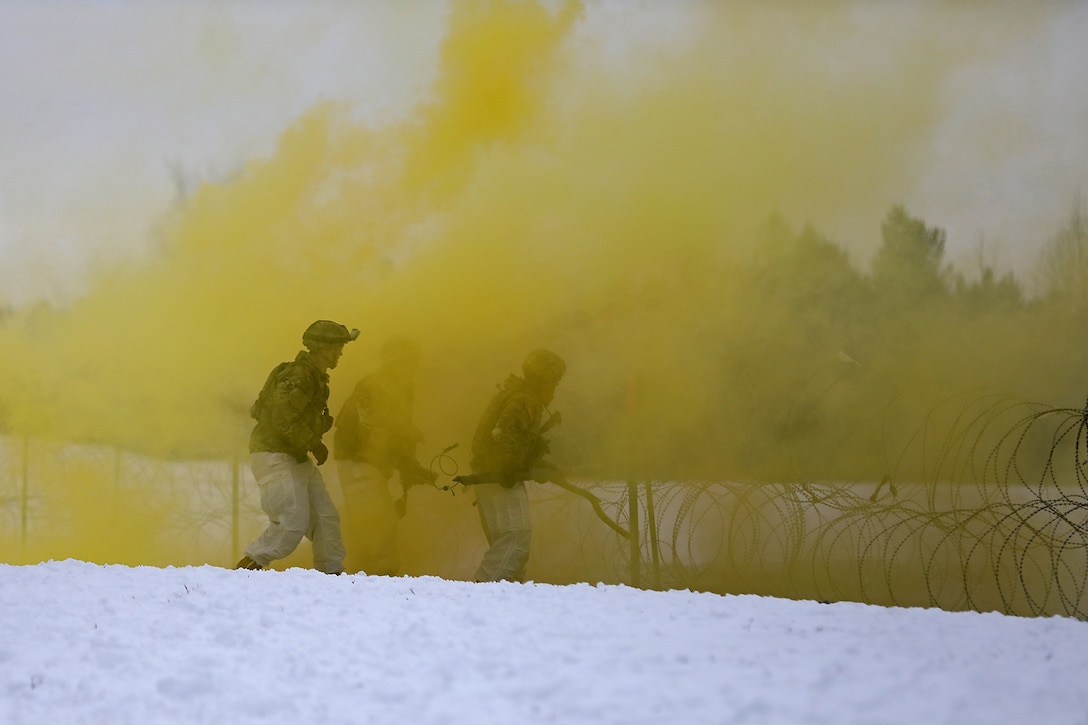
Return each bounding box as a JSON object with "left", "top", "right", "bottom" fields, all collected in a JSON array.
[
  {"left": 645, "top": 480, "right": 661, "bottom": 589},
  {"left": 627, "top": 375, "right": 641, "bottom": 587},
  {"left": 231, "top": 447, "right": 240, "bottom": 563},
  {"left": 21, "top": 436, "right": 29, "bottom": 548}
]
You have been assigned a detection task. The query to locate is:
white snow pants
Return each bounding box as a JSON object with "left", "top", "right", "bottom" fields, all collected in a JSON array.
[
  {"left": 337, "top": 460, "right": 400, "bottom": 576},
  {"left": 474, "top": 481, "right": 532, "bottom": 582},
  {"left": 244, "top": 452, "right": 346, "bottom": 574}
]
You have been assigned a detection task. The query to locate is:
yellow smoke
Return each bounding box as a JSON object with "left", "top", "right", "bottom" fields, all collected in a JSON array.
[{"left": 0, "top": 1, "right": 1072, "bottom": 572}]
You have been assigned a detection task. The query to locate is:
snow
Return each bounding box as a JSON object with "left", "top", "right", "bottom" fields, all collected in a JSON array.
[{"left": 1, "top": 561, "right": 1086, "bottom": 724}]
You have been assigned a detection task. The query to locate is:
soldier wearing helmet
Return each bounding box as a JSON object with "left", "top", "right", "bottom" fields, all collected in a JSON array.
[
  {"left": 469, "top": 348, "right": 566, "bottom": 582},
  {"left": 333, "top": 335, "right": 429, "bottom": 575},
  {"left": 236, "top": 319, "right": 359, "bottom": 573}
]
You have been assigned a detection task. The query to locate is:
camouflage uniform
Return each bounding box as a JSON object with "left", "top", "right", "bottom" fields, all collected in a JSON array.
[
  {"left": 333, "top": 367, "right": 421, "bottom": 475},
  {"left": 249, "top": 352, "right": 337, "bottom": 460},
  {"left": 243, "top": 351, "right": 346, "bottom": 573},
  {"left": 470, "top": 374, "right": 552, "bottom": 582},
  {"left": 333, "top": 365, "right": 425, "bottom": 575}
]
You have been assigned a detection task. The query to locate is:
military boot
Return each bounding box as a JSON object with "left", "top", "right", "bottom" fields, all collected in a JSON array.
[{"left": 234, "top": 556, "right": 263, "bottom": 570}]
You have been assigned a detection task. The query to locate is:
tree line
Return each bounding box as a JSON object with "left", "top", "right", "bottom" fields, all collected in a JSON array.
[{"left": 568, "top": 202, "right": 1088, "bottom": 483}]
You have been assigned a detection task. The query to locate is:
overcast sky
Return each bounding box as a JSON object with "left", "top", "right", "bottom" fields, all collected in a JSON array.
[
  {"left": 1, "top": 1, "right": 1086, "bottom": 307},
  {"left": 0, "top": 1, "right": 449, "bottom": 306}
]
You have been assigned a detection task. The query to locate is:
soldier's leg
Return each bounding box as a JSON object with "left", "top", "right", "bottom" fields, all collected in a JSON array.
[
  {"left": 476, "top": 490, "right": 494, "bottom": 546},
  {"left": 306, "top": 464, "right": 346, "bottom": 574},
  {"left": 337, "top": 460, "right": 368, "bottom": 574},
  {"left": 366, "top": 465, "right": 400, "bottom": 575},
  {"left": 474, "top": 482, "right": 532, "bottom": 582},
  {"left": 339, "top": 462, "right": 399, "bottom": 575},
  {"left": 244, "top": 452, "right": 311, "bottom": 566}
]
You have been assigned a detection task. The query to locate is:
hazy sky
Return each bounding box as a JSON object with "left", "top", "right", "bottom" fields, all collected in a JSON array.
[
  {"left": 1, "top": 0, "right": 1086, "bottom": 307},
  {"left": 0, "top": 1, "right": 448, "bottom": 305}
]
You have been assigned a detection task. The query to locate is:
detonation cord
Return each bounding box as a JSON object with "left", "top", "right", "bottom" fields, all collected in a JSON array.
[{"left": 428, "top": 442, "right": 461, "bottom": 494}]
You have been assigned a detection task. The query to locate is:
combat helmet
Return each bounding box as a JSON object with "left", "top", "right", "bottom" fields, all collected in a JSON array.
[
  {"left": 302, "top": 320, "right": 360, "bottom": 349},
  {"left": 522, "top": 349, "right": 566, "bottom": 383},
  {"left": 380, "top": 335, "right": 421, "bottom": 366}
]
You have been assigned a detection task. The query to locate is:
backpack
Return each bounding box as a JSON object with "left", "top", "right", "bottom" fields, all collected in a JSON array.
[{"left": 249, "top": 361, "right": 294, "bottom": 422}]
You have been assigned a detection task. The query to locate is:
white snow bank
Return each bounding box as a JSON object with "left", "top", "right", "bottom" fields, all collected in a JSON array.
[{"left": 1, "top": 560, "right": 1086, "bottom": 724}]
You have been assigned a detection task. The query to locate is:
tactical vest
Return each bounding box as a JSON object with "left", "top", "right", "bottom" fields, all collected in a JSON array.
[
  {"left": 470, "top": 375, "right": 549, "bottom": 474},
  {"left": 248, "top": 355, "right": 331, "bottom": 460}
]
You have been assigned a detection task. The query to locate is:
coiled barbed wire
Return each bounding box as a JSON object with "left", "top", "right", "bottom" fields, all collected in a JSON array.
[
  {"left": 524, "top": 394, "right": 1088, "bottom": 619},
  {"left": 4, "top": 395, "right": 1087, "bottom": 618}
]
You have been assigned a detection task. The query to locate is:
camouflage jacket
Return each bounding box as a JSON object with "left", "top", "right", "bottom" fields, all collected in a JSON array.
[
  {"left": 333, "top": 367, "right": 420, "bottom": 474},
  {"left": 470, "top": 374, "right": 550, "bottom": 475},
  {"left": 248, "top": 351, "right": 333, "bottom": 462}
]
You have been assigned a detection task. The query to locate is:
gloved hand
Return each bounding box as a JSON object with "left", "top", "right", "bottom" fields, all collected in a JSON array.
[
  {"left": 312, "top": 442, "right": 329, "bottom": 466},
  {"left": 532, "top": 460, "right": 560, "bottom": 483},
  {"left": 399, "top": 459, "right": 434, "bottom": 489}
]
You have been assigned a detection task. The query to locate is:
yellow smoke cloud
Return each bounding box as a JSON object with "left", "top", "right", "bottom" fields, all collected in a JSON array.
[{"left": 0, "top": 1, "right": 1073, "bottom": 570}]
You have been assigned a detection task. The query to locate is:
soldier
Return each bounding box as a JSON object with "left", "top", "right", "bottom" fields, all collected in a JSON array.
[
  {"left": 235, "top": 319, "right": 358, "bottom": 573},
  {"left": 333, "top": 336, "right": 430, "bottom": 576},
  {"left": 468, "top": 349, "right": 566, "bottom": 582}
]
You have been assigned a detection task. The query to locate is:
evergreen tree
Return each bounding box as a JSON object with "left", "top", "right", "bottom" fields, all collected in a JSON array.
[
  {"left": 1037, "top": 202, "right": 1088, "bottom": 311},
  {"left": 871, "top": 205, "right": 948, "bottom": 302}
]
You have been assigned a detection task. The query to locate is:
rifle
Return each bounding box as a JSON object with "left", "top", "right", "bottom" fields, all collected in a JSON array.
[{"left": 453, "top": 468, "right": 629, "bottom": 540}]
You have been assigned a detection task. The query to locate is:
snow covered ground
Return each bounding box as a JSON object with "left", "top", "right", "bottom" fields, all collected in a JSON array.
[{"left": 2, "top": 561, "right": 1086, "bottom": 724}]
